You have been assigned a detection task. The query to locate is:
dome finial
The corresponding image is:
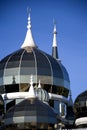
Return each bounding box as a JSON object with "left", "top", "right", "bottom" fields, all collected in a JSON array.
[
  {"left": 27, "top": 8, "right": 31, "bottom": 29},
  {"left": 52, "top": 19, "right": 59, "bottom": 59},
  {"left": 21, "top": 8, "right": 37, "bottom": 49},
  {"left": 38, "top": 80, "right": 41, "bottom": 88},
  {"left": 53, "top": 19, "right": 57, "bottom": 35},
  {"left": 26, "top": 75, "right": 36, "bottom": 98}
]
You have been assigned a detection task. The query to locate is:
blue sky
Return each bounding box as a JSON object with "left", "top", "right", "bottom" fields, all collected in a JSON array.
[{"left": 0, "top": 0, "right": 87, "bottom": 101}]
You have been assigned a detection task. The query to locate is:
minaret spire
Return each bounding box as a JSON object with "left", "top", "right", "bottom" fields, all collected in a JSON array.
[
  {"left": 65, "top": 90, "right": 75, "bottom": 126},
  {"left": 21, "top": 9, "right": 37, "bottom": 48},
  {"left": 52, "top": 21, "right": 59, "bottom": 59},
  {"left": 68, "top": 90, "right": 73, "bottom": 106}
]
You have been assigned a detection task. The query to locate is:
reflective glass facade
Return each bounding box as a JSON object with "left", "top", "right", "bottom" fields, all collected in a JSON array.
[
  {"left": 74, "top": 90, "right": 87, "bottom": 118},
  {"left": 0, "top": 48, "right": 70, "bottom": 93},
  {"left": 5, "top": 98, "right": 57, "bottom": 126}
]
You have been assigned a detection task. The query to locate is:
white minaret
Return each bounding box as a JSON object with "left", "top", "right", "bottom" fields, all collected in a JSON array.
[
  {"left": 52, "top": 21, "right": 58, "bottom": 59},
  {"left": 68, "top": 90, "right": 73, "bottom": 106},
  {"left": 21, "top": 10, "right": 37, "bottom": 48}
]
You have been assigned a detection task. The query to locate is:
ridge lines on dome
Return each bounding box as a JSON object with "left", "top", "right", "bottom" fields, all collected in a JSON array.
[{"left": 38, "top": 49, "right": 53, "bottom": 85}]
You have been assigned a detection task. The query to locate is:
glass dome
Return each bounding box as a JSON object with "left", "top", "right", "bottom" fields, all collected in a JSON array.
[
  {"left": 0, "top": 47, "right": 70, "bottom": 97},
  {"left": 74, "top": 90, "right": 87, "bottom": 118},
  {"left": 5, "top": 97, "right": 57, "bottom": 129}
]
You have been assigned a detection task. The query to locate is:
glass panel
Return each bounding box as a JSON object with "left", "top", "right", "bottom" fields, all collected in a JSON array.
[
  {"left": 20, "top": 83, "right": 29, "bottom": 92},
  {"left": 0, "top": 62, "right": 6, "bottom": 69},
  {"left": 46, "top": 53, "right": 64, "bottom": 78},
  {"left": 6, "top": 61, "right": 20, "bottom": 68},
  {"left": 37, "top": 68, "right": 51, "bottom": 76},
  {"left": 8, "top": 49, "right": 24, "bottom": 62},
  {"left": 20, "top": 67, "right": 36, "bottom": 75},
  {"left": 35, "top": 49, "right": 51, "bottom": 76},
  {"left": 0, "top": 70, "right": 4, "bottom": 77},
  {"left": 21, "top": 51, "right": 35, "bottom": 68},
  {"left": 21, "top": 61, "right": 35, "bottom": 67},
  {"left": 60, "top": 63, "right": 70, "bottom": 82},
  {"left": 56, "top": 86, "right": 69, "bottom": 97},
  {"left": 4, "top": 68, "right": 19, "bottom": 76}
]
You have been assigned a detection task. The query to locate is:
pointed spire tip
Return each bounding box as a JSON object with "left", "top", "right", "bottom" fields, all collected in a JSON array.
[
  {"left": 25, "top": 75, "right": 36, "bottom": 98},
  {"left": 38, "top": 80, "right": 41, "bottom": 88},
  {"left": 21, "top": 9, "right": 37, "bottom": 49},
  {"left": 52, "top": 20, "right": 59, "bottom": 59}
]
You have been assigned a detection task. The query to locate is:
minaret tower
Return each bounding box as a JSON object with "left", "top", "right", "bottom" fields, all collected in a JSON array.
[
  {"left": 52, "top": 21, "right": 59, "bottom": 59},
  {"left": 21, "top": 9, "right": 37, "bottom": 48},
  {"left": 65, "top": 90, "right": 75, "bottom": 128},
  {"left": 68, "top": 90, "right": 73, "bottom": 106}
]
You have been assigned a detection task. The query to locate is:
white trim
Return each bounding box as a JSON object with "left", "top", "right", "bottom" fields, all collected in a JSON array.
[
  {"left": 18, "top": 49, "right": 25, "bottom": 89},
  {"left": 75, "top": 117, "right": 87, "bottom": 126},
  {"left": 32, "top": 49, "right": 37, "bottom": 84},
  {"left": 2, "top": 92, "right": 68, "bottom": 103},
  {"left": 48, "top": 93, "right": 68, "bottom": 104}
]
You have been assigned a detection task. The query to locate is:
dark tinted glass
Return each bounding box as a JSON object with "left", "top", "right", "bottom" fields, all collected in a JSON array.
[
  {"left": 60, "top": 63, "right": 70, "bottom": 81},
  {"left": 0, "top": 69, "right": 4, "bottom": 77},
  {"left": 20, "top": 67, "right": 36, "bottom": 75},
  {"left": 34, "top": 49, "right": 51, "bottom": 75},
  {"left": 6, "top": 61, "right": 20, "bottom": 68},
  {"left": 46, "top": 53, "right": 63, "bottom": 78},
  {"left": 6, "top": 49, "right": 24, "bottom": 68},
  {"left": 0, "top": 62, "right": 6, "bottom": 69},
  {"left": 21, "top": 51, "right": 35, "bottom": 67}
]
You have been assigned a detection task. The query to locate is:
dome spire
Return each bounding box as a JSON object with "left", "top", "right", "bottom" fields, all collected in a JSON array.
[
  {"left": 52, "top": 20, "right": 59, "bottom": 59},
  {"left": 26, "top": 75, "right": 36, "bottom": 98},
  {"left": 21, "top": 9, "right": 37, "bottom": 49},
  {"left": 38, "top": 80, "right": 41, "bottom": 88}
]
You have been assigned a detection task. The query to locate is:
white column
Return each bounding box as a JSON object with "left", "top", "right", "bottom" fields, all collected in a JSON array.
[{"left": 59, "top": 102, "right": 62, "bottom": 116}]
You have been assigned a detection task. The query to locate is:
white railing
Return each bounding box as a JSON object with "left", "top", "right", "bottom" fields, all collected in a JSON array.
[{"left": 2, "top": 92, "right": 68, "bottom": 103}]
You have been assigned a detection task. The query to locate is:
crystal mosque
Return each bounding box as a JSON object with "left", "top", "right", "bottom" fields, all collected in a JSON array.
[{"left": 0, "top": 12, "right": 87, "bottom": 130}]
